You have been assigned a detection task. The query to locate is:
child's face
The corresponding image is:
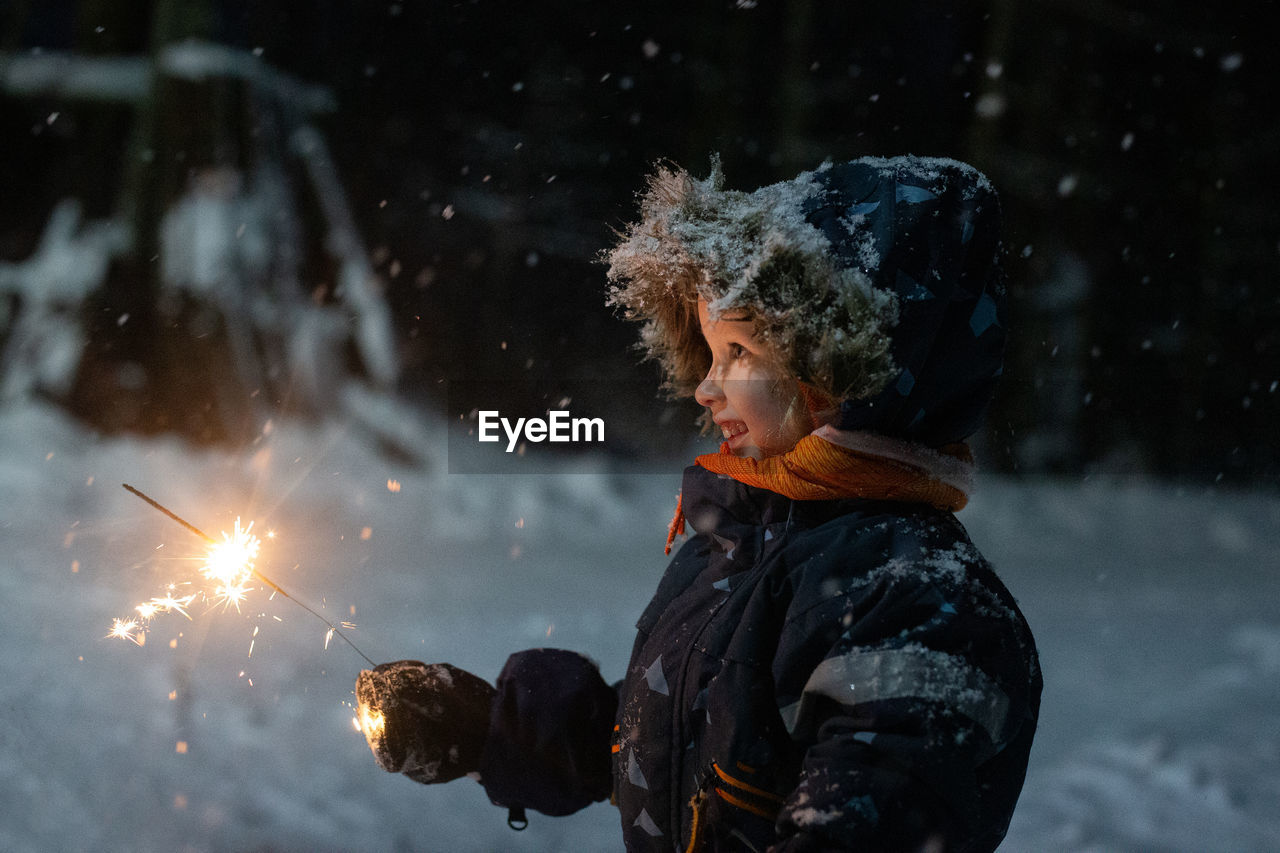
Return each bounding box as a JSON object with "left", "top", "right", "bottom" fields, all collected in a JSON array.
[{"left": 694, "top": 300, "right": 812, "bottom": 460}]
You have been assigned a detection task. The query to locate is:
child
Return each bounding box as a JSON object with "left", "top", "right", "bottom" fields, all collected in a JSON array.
[{"left": 356, "top": 155, "right": 1042, "bottom": 852}]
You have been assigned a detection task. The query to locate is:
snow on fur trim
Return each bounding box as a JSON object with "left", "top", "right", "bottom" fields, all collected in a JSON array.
[
  {"left": 813, "top": 425, "right": 976, "bottom": 498},
  {"left": 605, "top": 157, "right": 899, "bottom": 401}
]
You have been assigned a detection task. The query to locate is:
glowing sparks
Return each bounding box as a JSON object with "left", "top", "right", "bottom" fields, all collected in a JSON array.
[
  {"left": 113, "top": 485, "right": 377, "bottom": 667},
  {"left": 108, "top": 617, "right": 145, "bottom": 645},
  {"left": 151, "top": 591, "right": 195, "bottom": 620},
  {"left": 356, "top": 704, "right": 385, "bottom": 737},
  {"left": 108, "top": 517, "right": 263, "bottom": 645},
  {"left": 202, "top": 519, "right": 261, "bottom": 610}
]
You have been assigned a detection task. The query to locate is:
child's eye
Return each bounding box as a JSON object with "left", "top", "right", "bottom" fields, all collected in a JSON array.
[{"left": 727, "top": 342, "right": 748, "bottom": 360}]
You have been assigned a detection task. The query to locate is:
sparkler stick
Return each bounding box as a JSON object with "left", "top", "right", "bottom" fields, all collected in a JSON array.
[{"left": 118, "top": 483, "right": 376, "bottom": 667}]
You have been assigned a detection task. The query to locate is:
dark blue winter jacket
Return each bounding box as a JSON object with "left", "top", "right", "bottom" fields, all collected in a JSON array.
[
  {"left": 480, "top": 465, "right": 1040, "bottom": 852},
  {"left": 478, "top": 156, "right": 1040, "bottom": 851}
]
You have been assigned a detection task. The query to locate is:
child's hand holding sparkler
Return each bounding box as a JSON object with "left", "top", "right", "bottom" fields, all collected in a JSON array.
[
  {"left": 355, "top": 661, "right": 495, "bottom": 784},
  {"left": 357, "top": 649, "right": 616, "bottom": 823}
]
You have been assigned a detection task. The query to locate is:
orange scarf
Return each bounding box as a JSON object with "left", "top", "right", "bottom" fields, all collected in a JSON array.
[{"left": 664, "top": 434, "right": 973, "bottom": 554}]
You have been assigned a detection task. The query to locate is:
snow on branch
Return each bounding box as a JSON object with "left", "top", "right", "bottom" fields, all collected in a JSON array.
[
  {"left": 0, "top": 198, "right": 131, "bottom": 306},
  {"left": 291, "top": 125, "right": 398, "bottom": 387},
  {"left": 1, "top": 42, "right": 336, "bottom": 114},
  {"left": 0, "top": 199, "right": 132, "bottom": 400},
  {"left": 157, "top": 41, "right": 336, "bottom": 114},
  {"left": 0, "top": 50, "right": 151, "bottom": 102}
]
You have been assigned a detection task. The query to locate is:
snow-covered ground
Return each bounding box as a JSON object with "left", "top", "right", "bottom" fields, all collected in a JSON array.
[{"left": 1, "top": 400, "right": 1276, "bottom": 852}]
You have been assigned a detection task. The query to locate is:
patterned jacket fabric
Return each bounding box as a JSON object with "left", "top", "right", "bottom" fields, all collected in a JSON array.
[
  {"left": 478, "top": 466, "right": 1040, "bottom": 851},
  {"left": 805, "top": 156, "right": 1009, "bottom": 447},
  {"left": 612, "top": 465, "right": 1040, "bottom": 851}
]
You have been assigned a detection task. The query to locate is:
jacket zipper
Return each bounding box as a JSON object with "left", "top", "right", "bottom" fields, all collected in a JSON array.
[{"left": 673, "top": 514, "right": 792, "bottom": 849}]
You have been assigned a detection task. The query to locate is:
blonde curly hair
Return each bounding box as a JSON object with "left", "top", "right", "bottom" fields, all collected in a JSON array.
[{"left": 604, "top": 158, "right": 899, "bottom": 409}]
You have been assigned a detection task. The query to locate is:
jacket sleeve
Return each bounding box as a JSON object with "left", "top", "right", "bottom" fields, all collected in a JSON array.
[
  {"left": 477, "top": 648, "right": 618, "bottom": 818},
  {"left": 768, "top": 560, "right": 1041, "bottom": 852}
]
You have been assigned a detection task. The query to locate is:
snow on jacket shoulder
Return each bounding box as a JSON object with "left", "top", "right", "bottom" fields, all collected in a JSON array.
[{"left": 610, "top": 464, "right": 1041, "bottom": 852}]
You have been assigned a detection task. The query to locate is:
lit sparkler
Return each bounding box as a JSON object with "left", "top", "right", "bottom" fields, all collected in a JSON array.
[
  {"left": 110, "top": 484, "right": 374, "bottom": 666},
  {"left": 108, "top": 617, "right": 144, "bottom": 645}
]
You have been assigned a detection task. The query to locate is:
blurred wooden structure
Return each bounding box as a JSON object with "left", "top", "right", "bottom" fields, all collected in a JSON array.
[{"left": 0, "top": 32, "right": 396, "bottom": 444}]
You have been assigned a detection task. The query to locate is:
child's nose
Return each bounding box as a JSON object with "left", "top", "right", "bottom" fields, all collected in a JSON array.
[{"left": 694, "top": 371, "right": 725, "bottom": 408}]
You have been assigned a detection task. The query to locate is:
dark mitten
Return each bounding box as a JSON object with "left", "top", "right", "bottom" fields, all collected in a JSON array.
[
  {"left": 479, "top": 649, "right": 618, "bottom": 816},
  {"left": 356, "top": 660, "right": 496, "bottom": 784}
]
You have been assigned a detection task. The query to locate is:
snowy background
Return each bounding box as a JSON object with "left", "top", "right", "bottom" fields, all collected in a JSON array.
[
  {"left": 1, "top": 3, "right": 1276, "bottom": 851},
  {"left": 1, "top": 399, "right": 1277, "bottom": 852}
]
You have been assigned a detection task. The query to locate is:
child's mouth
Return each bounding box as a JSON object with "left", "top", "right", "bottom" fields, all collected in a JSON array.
[{"left": 720, "top": 421, "right": 748, "bottom": 442}]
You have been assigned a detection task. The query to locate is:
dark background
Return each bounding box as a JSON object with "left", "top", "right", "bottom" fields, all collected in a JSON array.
[{"left": 2, "top": 0, "right": 1275, "bottom": 484}]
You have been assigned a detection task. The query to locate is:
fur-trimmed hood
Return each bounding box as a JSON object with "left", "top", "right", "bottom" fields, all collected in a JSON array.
[{"left": 606, "top": 155, "right": 1007, "bottom": 447}]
